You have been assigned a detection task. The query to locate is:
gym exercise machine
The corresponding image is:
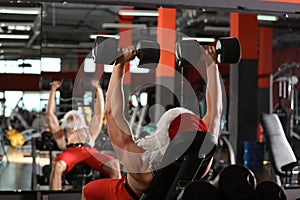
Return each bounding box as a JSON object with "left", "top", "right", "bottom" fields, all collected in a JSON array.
[
  {"left": 0, "top": 98, "right": 8, "bottom": 163},
  {"left": 260, "top": 113, "right": 300, "bottom": 186},
  {"left": 31, "top": 130, "right": 110, "bottom": 191},
  {"left": 270, "top": 62, "right": 300, "bottom": 141}
]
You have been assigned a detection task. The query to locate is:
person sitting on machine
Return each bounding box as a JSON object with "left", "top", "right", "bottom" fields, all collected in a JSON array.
[
  {"left": 81, "top": 44, "right": 222, "bottom": 199},
  {"left": 46, "top": 79, "right": 121, "bottom": 190}
]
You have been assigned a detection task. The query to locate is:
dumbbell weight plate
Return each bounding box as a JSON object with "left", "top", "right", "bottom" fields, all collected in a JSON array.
[
  {"left": 183, "top": 180, "right": 221, "bottom": 200},
  {"left": 254, "top": 181, "right": 287, "bottom": 200},
  {"left": 175, "top": 40, "right": 202, "bottom": 67},
  {"left": 39, "top": 76, "right": 52, "bottom": 90},
  {"left": 218, "top": 164, "right": 256, "bottom": 200},
  {"left": 61, "top": 78, "right": 73, "bottom": 93},
  {"left": 136, "top": 40, "right": 160, "bottom": 70},
  {"left": 216, "top": 37, "right": 241, "bottom": 64},
  {"left": 94, "top": 36, "right": 118, "bottom": 65}
]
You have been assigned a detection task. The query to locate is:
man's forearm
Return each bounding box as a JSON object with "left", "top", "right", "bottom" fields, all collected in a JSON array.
[
  {"left": 206, "top": 63, "right": 223, "bottom": 136},
  {"left": 106, "top": 63, "right": 126, "bottom": 118},
  {"left": 46, "top": 88, "right": 57, "bottom": 115},
  {"left": 94, "top": 86, "right": 104, "bottom": 118}
]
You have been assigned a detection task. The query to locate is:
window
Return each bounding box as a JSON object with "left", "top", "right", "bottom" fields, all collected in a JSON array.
[
  {"left": 41, "top": 57, "right": 61, "bottom": 72},
  {"left": 0, "top": 57, "right": 61, "bottom": 74},
  {"left": 84, "top": 57, "right": 96, "bottom": 73},
  {"left": 4, "top": 91, "right": 23, "bottom": 117},
  {"left": 2, "top": 91, "right": 61, "bottom": 117},
  {"left": 22, "top": 59, "right": 41, "bottom": 74},
  {"left": 2, "top": 60, "right": 23, "bottom": 74}
]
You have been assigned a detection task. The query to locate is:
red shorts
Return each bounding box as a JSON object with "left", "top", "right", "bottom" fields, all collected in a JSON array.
[
  {"left": 83, "top": 176, "right": 140, "bottom": 200},
  {"left": 54, "top": 146, "right": 115, "bottom": 174}
]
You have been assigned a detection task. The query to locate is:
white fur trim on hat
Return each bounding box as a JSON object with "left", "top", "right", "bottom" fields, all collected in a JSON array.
[
  {"left": 60, "top": 110, "right": 88, "bottom": 130},
  {"left": 136, "top": 107, "right": 193, "bottom": 169}
]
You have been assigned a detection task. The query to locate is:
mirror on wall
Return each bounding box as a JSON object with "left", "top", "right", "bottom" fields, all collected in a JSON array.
[
  {"left": 41, "top": 3, "right": 122, "bottom": 71},
  {"left": 1, "top": 0, "right": 300, "bottom": 193},
  {"left": 39, "top": 3, "right": 300, "bottom": 70},
  {"left": 0, "top": 1, "right": 43, "bottom": 191},
  {"left": 0, "top": 2, "right": 41, "bottom": 60},
  {"left": 0, "top": 1, "right": 42, "bottom": 113}
]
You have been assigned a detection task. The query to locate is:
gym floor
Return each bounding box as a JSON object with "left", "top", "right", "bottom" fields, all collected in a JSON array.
[
  {"left": 0, "top": 142, "right": 277, "bottom": 191},
  {"left": 1, "top": 143, "right": 300, "bottom": 200},
  {"left": 0, "top": 144, "right": 50, "bottom": 191}
]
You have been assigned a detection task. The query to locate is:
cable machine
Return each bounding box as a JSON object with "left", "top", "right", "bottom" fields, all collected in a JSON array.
[{"left": 270, "top": 62, "right": 300, "bottom": 140}]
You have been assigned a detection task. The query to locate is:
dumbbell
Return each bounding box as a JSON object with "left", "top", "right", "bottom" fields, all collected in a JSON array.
[
  {"left": 39, "top": 76, "right": 73, "bottom": 93},
  {"left": 182, "top": 180, "right": 221, "bottom": 200},
  {"left": 93, "top": 36, "right": 118, "bottom": 65},
  {"left": 93, "top": 36, "right": 160, "bottom": 70},
  {"left": 135, "top": 40, "right": 160, "bottom": 70},
  {"left": 80, "top": 76, "right": 111, "bottom": 91},
  {"left": 253, "top": 181, "right": 287, "bottom": 200},
  {"left": 80, "top": 77, "right": 98, "bottom": 91},
  {"left": 175, "top": 37, "right": 241, "bottom": 67},
  {"left": 217, "top": 164, "right": 256, "bottom": 200}
]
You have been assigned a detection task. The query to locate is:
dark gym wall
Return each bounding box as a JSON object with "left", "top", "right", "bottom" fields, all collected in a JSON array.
[
  {"left": 257, "top": 27, "right": 273, "bottom": 114},
  {"left": 0, "top": 72, "right": 76, "bottom": 91}
]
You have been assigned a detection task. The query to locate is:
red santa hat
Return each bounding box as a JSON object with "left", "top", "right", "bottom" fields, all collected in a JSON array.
[
  {"left": 168, "top": 112, "right": 208, "bottom": 140},
  {"left": 136, "top": 107, "right": 208, "bottom": 169}
]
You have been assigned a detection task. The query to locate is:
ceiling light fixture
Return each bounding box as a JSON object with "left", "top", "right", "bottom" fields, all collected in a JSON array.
[
  {"left": 102, "top": 23, "right": 147, "bottom": 29},
  {"left": 7, "top": 25, "right": 31, "bottom": 31},
  {"left": 203, "top": 26, "right": 230, "bottom": 32},
  {"left": 1, "top": 22, "right": 33, "bottom": 27},
  {"left": 182, "top": 37, "right": 216, "bottom": 43},
  {"left": 257, "top": 15, "right": 278, "bottom": 21},
  {"left": 0, "top": 42, "right": 26, "bottom": 46},
  {"left": 0, "top": 49, "right": 23, "bottom": 53},
  {"left": 118, "top": 9, "right": 159, "bottom": 17},
  {"left": 0, "top": 6, "right": 40, "bottom": 15},
  {"left": 89, "top": 34, "right": 120, "bottom": 40},
  {"left": 43, "top": 42, "right": 93, "bottom": 49},
  {"left": 0, "top": 34, "right": 30, "bottom": 39}
]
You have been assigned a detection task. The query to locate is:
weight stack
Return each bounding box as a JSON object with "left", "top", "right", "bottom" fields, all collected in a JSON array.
[{"left": 243, "top": 141, "right": 264, "bottom": 173}]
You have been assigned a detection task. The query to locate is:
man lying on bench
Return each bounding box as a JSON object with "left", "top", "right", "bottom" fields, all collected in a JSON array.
[
  {"left": 46, "top": 79, "right": 121, "bottom": 190},
  {"left": 82, "top": 45, "right": 222, "bottom": 199}
]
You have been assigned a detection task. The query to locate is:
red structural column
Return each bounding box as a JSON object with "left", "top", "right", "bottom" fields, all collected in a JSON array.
[
  {"left": 155, "top": 8, "right": 176, "bottom": 122},
  {"left": 118, "top": 7, "right": 133, "bottom": 86},
  {"left": 230, "top": 13, "right": 258, "bottom": 59},
  {"left": 156, "top": 8, "right": 176, "bottom": 77},
  {"left": 229, "top": 13, "right": 259, "bottom": 163},
  {"left": 258, "top": 27, "right": 273, "bottom": 88}
]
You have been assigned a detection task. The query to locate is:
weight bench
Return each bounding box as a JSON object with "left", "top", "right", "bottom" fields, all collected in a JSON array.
[
  {"left": 31, "top": 132, "right": 102, "bottom": 190},
  {"left": 260, "top": 113, "right": 300, "bottom": 186},
  {"left": 140, "top": 131, "right": 218, "bottom": 200}
]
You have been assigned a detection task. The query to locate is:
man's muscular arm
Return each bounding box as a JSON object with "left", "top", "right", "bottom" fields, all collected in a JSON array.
[
  {"left": 45, "top": 81, "right": 63, "bottom": 141},
  {"left": 202, "top": 45, "right": 223, "bottom": 138},
  {"left": 105, "top": 46, "right": 149, "bottom": 173},
  {"left": 89, "top": 81, "right": 105, "bottom": 142}
]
